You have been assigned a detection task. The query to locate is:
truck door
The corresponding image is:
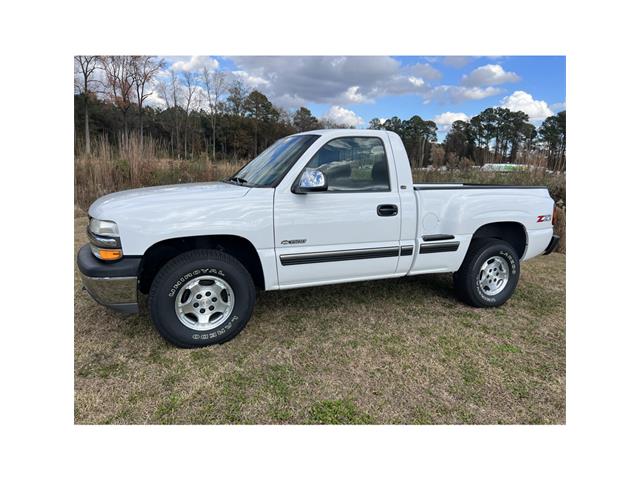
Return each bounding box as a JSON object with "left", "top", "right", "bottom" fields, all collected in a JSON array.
[{"left": 273, "top": 135, "right": 402, "bottom": 288}]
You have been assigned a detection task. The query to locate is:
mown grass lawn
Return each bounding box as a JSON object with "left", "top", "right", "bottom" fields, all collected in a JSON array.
[{"left": 74, "top": 211, "right": 565, "bottom": 424}]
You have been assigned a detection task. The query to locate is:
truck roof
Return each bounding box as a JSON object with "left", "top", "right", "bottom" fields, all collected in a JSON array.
[{"left": 291, "top": 129, "right": 394, "bottom": 138}]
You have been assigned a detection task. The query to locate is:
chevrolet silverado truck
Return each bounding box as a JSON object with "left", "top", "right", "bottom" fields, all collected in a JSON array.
[{"left": 77, "top": 129, "right": 560, "bottom": 348}]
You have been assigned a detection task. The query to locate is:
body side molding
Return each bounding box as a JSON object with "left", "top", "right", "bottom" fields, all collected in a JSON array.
[
  {"left": 400, "top": 245, "right": 414, "bottom": 256},
  {"left": 280, "top": 246, "right": 402, "bottom": 266},
  {"left": 419, "top": 242, "right": 460, "bottom": 254},
  {"left": 422, "top": 234, "right": 455, "bottom": 242}
]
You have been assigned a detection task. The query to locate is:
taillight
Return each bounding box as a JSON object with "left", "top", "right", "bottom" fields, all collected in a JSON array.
[{"left": 552, "top": 206, "right": 558, "bottom": 226}]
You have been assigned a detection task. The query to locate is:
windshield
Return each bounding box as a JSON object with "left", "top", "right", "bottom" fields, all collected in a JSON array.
[{"left": 227, "top": 135, "right": 320, "bottom": 187}]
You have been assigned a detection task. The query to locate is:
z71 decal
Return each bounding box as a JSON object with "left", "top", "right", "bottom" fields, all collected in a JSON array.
[{"left": 537, "top": 214, "right": 552, "bottom": 223}]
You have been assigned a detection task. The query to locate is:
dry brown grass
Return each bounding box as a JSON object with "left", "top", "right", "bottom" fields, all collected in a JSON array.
[
  {"left": 74, "top": 214, "right": 565, "bottom": 425},
  {"left": 74, "top": 136, "right": 240, "bottom": 209}
]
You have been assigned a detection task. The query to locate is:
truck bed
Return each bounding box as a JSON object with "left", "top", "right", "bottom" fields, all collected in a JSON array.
[
  {"left": 407, "top": 183, "right": 554, "bottom": 275},
  {"left": 413, "top": 183, "right": 548, "bottom": 190}
]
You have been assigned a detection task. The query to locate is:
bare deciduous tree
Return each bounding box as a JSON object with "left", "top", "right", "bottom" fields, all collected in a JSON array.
[
  {"left": 202, "top": 67, "right": 227, "bottom": 161},
  {"left": 157, "top": 69, "right": 180, "bottom": 156},
  {"left": 181, "top": 71, "right": 197, "bottom": 159},
  {"left": 132, "top": 56, "right": 164, "bottom": 142},
  {"left": 74, "top": 56, "right": 98, "bottom": 154},
  {"left": 100, "top": 56, "right": 136, "bottom": 136}
]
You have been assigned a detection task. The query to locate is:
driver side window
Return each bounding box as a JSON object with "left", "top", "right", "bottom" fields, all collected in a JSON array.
[{"left": 304, "top": 137, "right": 390, "bottom": 192}]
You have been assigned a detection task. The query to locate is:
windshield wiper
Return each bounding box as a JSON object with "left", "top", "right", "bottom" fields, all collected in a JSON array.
[{"left": 227, "top": 176, "right": 248, "bottom": 185}]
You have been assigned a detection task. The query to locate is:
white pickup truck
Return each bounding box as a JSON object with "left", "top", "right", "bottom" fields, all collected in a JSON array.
[{"left": 78, "top": 129, "right": 560, "bottom": 347}]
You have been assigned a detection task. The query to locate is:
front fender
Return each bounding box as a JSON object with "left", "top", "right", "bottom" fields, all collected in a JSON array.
[{"left": 89, "top": 187, "right": 275, "bottom": 256}]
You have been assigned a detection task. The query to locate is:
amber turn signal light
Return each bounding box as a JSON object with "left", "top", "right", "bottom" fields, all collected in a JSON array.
[{"left": 97, "top": 249, "right": 123, "bottom": 261}]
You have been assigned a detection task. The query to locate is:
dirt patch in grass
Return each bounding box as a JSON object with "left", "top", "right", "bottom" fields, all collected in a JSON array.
[{"left": 74, "top": 214, "right": 565, "bottom": 424}]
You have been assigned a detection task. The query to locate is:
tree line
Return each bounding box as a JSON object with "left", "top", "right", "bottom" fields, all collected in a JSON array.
[
  {"left": 369, "top": 108, "right": 565, "bottom": 171},
  {"left": 74, "top": 56, "right": 565, "bottom": 171},
  {"left": 74, "top": 56, "right": 349, "bottom": 161}
]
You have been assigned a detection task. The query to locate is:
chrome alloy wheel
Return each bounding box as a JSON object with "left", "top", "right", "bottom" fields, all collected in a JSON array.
[
  {"left": 477, "top": 255, "right": 509, "bottom": 296},
  {"left": 174, "top": 275, "right": 235, "bottom": 331}
]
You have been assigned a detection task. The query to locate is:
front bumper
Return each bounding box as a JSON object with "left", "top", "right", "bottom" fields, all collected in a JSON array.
[
  {"left": 77, "top": 244, "right": 141, "bottom": 313},
  {"left": 543, "top": 234, "right": 561, "bottom": 255}
]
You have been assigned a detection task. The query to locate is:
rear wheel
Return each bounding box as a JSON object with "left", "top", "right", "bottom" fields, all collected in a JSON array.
[
  {"left": 453, "top": 238, "right": 520, "bottom": 308},
  {"left": 149, "top": 249, "right": 255, "bottom": 348}
]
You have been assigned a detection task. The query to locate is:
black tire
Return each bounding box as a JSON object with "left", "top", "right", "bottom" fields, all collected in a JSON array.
[
  {"left": 453, "top": 238, "right": 520, "bottom": 308},
  {"left": 149, "top": 249, "right": 255, "bottom": 348}
]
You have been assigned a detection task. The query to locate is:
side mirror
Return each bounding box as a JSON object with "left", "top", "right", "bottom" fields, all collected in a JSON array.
[{"left": 293, "top": 168, "right": 328, "bottom": 193}]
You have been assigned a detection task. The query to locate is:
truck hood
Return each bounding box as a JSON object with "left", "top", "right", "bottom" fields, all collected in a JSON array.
[
  {"left": 88, "top": 181, "right": 250, "bottom": 221},
  {"left": 87, "top": 181, "right": 274, "bottom": 256}
]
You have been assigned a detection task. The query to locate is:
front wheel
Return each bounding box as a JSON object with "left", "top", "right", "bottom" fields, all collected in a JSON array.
[
  {"left": 149, "top": 249, "right": 256, "bottom": 348},
  {"left": 453, "top": 238, "right": 520, "bottom": 308}
]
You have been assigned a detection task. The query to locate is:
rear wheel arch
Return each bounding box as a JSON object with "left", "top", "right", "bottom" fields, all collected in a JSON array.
[
  {"left": 138, "top": 234, "right": 265, "bottom": 294},
  {"left": 470, "top": 221, "right": 528, "bottom": 259}
]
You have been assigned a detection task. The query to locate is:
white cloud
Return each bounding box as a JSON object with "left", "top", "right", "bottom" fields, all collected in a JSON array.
[
  {"left": 228, "top": 56, "right": 438, "bottom": 107},
  {"left": 342, "top": 86, "right": 368, "bottom": 103},
  {"left": 170, "top": 56, "right": 219, "bottom": 72},
  {"left": 409, "top": 63, "right": 442, "bottom": 81},
  {"left": 550, "top": 100, "right": 566, "bottom": 113},
  {"left": 232, "top": 70, "right": 270, "bottom": 89},
  {"left": 322, "top": 106, "right": 364, "bottom": 127},
  {"left": 426, "top": 85, "right": 502, "bottom": 104},
  {"left": 433, "top": 112, "right": 470, "bottom": 132},
  {"left": 145, "top": 57, "right": 539, "bottom": 116},
  {"left": 408, "top": 76, "right": 424, "bottom": 87},
  {"left": 499, "top": 90, "right": 553, "bottom": 120},
  {"left": 456, "top": 86, "right": 502, "bottom": 100},
  {"left": 461, "top": 64, "right": 520, "bottom": 87},
  {"left": 442, "top": 56, "right": 474, "bottom": 68},
  {"left": 271, "top": 93, "right": 307, "bottom": 110}
]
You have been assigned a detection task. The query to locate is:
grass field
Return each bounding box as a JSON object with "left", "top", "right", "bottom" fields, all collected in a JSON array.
[{"left": 74, "top": 210, "right": 565, "bottom": 425}]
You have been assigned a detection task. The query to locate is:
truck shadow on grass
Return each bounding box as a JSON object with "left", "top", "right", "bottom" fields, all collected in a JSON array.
[
  {"left": 114, "top": 273, "right": 457, "bottom": 345},
  {"left": 109, "top": 273, "right": 456, "bottom": 340},
  {"left": 256, "top": 274, "right": 456, "bottom": 316}
]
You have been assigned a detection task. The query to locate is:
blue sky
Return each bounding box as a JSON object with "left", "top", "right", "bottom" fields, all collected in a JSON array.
[{"left": 157, "top": 56, "right": 565, "bottom": 139}]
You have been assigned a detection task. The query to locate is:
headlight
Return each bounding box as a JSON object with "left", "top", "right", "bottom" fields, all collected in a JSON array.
[
  {"left": 89, "top": 218, "right": 119, "bottom": 236},
  {"left": 88, "top": 218, "right": 122, "bottom": 261}
]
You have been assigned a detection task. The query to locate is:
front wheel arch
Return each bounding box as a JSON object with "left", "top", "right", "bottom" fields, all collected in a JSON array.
[{"left": 138, "top": 234, "right": 265, "bottom": 295}]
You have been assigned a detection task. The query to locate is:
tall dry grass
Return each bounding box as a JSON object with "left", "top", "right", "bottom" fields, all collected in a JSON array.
[
  {"left": 74, "top": 137, "right": 566, "bottom": 252},
  {"left": 75, "top": 135, "right": 241, "bottom": 209}
]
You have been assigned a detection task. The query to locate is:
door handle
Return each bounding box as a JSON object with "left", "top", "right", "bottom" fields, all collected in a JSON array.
[{"left": 377, "top": 204, "right": 398, "bottom": 216}]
